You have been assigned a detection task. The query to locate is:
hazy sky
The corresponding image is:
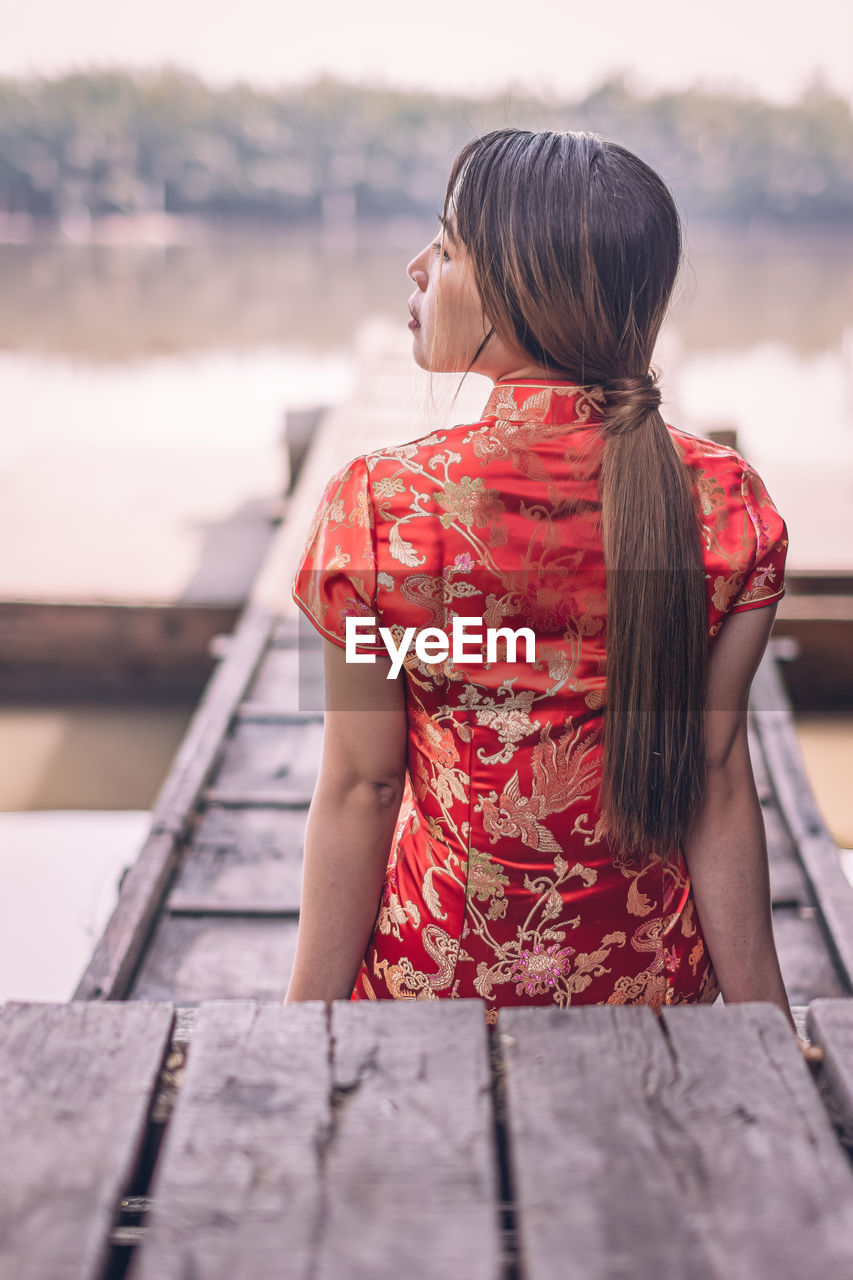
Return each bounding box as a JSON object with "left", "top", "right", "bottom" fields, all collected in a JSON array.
[{"left": 1, "top": 0, "right": 851, "bottom": 105}]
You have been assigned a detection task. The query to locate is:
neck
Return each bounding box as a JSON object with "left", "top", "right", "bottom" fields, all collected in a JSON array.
[
  {"left": 470, "top": 334, "right": 565, "bottom": 385},
  {"left": 491, "top": 366, "right": 558, "bottom": 378},
  {"left": 489, "top": 361, "right": 566, "bottom": 384}
]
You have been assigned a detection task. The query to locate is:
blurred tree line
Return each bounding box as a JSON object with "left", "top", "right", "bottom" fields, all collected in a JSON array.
[{"left": 0, "top": 68, "right": 851, "bottom": 225}]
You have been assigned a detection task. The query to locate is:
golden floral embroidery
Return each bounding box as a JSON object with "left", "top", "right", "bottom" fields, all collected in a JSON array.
[
  {"left": 292, "top": 379, "right": 787, "bottom": 1014},
  {"left": 435, "top": 475, "right": 505, "bottom": 529}
]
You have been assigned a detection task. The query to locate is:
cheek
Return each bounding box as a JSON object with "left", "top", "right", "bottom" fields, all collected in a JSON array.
[{"left": 437, "top": 276, "right": 482, "bottom": 332}]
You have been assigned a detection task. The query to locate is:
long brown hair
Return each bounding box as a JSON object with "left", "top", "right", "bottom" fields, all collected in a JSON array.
[{"left": 440, "top": 128, "right": 707, "bottom": 863}]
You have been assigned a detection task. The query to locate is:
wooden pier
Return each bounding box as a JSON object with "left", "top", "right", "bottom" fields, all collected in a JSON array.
[
  {"left": 3, "top": 996, "right": 853, "bottom": 1279},
  {"left": 4, "top": 321, "right": 853, "bottom": 1278}
]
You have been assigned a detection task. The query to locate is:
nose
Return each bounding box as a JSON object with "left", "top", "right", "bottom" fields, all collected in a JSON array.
[{"left": 407, "top": 247, "right": 429, "bottom": 289}]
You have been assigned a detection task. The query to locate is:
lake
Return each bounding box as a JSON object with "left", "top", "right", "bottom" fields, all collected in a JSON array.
[{"left": 3, "top": 216, "right": 852, "bottom": 577}]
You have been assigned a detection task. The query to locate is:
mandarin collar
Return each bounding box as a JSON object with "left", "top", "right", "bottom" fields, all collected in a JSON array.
[{"left": 482, "top": 378, "right": 606, "bottom": 427}]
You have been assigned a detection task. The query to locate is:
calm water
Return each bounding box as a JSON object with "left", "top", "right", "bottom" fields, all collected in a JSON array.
[
  {"left": 3, "top": 216, "right": 852, "bottom": 999},
  {"left": 3, "top": 217, "right": 852, "bottom": 568}
]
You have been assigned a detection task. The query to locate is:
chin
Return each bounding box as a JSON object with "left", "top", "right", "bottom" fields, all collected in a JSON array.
[
  {"left": 410, "top": 344, "right": 431, "bottom": 372},
  {"left": 410, "top": 342, "right": 444, "bottom": 374},
  {"left": 411, "top": 343, "right": 462, "bottom": 375}
]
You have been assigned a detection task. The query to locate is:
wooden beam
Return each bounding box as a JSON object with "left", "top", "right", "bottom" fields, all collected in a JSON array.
[
  {"left": 74, "top": 604, "right": 274, "bottom": 1000},
  {"left": 751, "top": 653, "right": 853, "bottom": 991},
  {"left": 129, "top": 1000, "right": 501, "bottom": 1280},
  {"left": 498, "top": 1002, "right": 853, "bottom": 1278},
  {"left": 165, "top": 897, "right": 299, "bottom": 917},
  {"left": 0, "top": 1001, "right": 174, "bottom": 1280},
  {"left": 806, "top": 998, "right": 853, "bottom": 1144},
  {"left": 234, "top": 703, "right": 325, "bottom": 723},
  {"left": 201, "top": 788, "right": 313, "bottom": 809},
  {"left": 0, "top": 600, "right": 239, "bottom": 700}
]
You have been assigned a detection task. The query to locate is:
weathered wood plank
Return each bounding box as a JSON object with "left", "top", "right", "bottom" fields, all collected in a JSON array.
[
  {"left": 245, "top": 627, "right": 324, "bottom": 711},
  {"left": 0, "top": 1001, "right": 174, "bottom": 1280},
  {"left": 772, "top": 906, "right": 846, "bottom": 1003},
  {"left": 0, "top": 600, "right": 241, "bottom": 700},
  {"left": 130, "top": 999, "right": 501, "bottom": 1280},
  {"left": 747, "top": 713, "right": 811, "bottom": 906},
  {"left": 167, "top": 805, "right": 306, "bottom": 910},
  {"left": 211, "top": 718, "right": 325, "bottom": 794},
  {"left": 166, "top": 899, "right": 298, "bottom": 917},
  {"left": 498, "top": 1002, "right": 853, "bottom": 1278},
  {"left": 806, "top": 997, "right": 853, "bottom": 1142},
  {"left": 235, "top": 704, "right": 325, "bottom": 723},
  {"left": 74, "top": 603, "right": 274, "bottom": 1000},
  {"left": 498, "top": 1004, "right": 715, "bottom": 1279},
  {"left": 129, "top": 917, "right": 298, "bottom": 1002},
  {"left": 763, "top": 802, "right": 811, "bottom": 905},
  {"left": 201, "top": 788, "right": 314, "bottom": 808},
  {"left": 751, "top": 653, "right": 853, "bottom": 990},
  {"left": 660, "top": 1003, "right": 853, "bottom": 1270}
]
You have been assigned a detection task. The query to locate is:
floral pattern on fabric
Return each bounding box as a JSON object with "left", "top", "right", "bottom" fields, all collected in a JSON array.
[{"left": 292, "top": 379, "right": 788, "bottom": 1023}]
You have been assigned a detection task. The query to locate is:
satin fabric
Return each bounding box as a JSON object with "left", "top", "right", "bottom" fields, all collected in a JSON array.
[{"left": 293, "top": 378, "right": 788, "bottom": 1024}]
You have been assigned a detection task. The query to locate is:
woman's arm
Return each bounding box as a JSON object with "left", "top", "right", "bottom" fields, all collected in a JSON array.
[
  {"left": 682, "top": 604, "right": 797, "bottom": 1033},
  {"left": 283, "top": 638, "right": 408, "bottom": 1003}
]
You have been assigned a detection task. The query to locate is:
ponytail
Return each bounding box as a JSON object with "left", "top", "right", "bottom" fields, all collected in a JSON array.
[{"left": 597, "top": 371, "right": 708, "bottom": 862}]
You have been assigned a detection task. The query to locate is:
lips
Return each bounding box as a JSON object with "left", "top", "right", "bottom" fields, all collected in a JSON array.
[{"left": 408, "top": 299, "right": 420, "bottom": 329}]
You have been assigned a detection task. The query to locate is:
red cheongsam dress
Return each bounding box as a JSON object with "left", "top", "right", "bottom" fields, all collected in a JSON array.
[{"left": 292, "top": 378, "right": 788, "bottom": 1026}]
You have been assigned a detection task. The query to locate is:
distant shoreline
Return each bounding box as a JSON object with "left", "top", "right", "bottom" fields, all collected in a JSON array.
[
  {"left": 2, "top": 209, "right": 852, "bottom": 250},
  {"left": 2, "top": 70, "right": 852, "bottom": 230}
]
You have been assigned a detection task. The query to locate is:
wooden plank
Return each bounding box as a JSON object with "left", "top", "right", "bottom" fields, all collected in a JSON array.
[
  {"left": 763, "top": 802, "right": 811, "bottom": 905},
  {"left": 806, "top": 998, "right": 853, "bottom": 1142},
  {"left": 242, "top": 644, "right": 325, "bottom": 712},
  {"left": 202, "top": 788, "right": 314, "bottom": 809},
  {"left": 498, "top": 1003, "right": 853, "bottom": 1278},
  {"left": 167, "top": 805, "right": 306, "bottom": 909},
  {"left": 751, "top": 652, "right": 853, "bottom": 989},
  {"left": 0, "top": 600, "right": 239, "bottom": 700},
  {"left": 311, "top": 1000, "right": 501, "bottom": 1280},
  {"left": 659, "top": 1003, "right": 853, "bottom": 1269},
  {"left": 748, "top": 717, "right": 811, "bottom": 906},
  {"left": 130, "top": 1000, "right": 501, "bottom": 1280},
  {"left": 211, "top": 718, "right": 325, "bottom": 794},
  {"left": 235, "top": 704, "right": 325, "bottom": 723},
  {"left": 129, "top": 917, "right": 298, "bottom": 1002},
  {"left": 772, "top": 612, "right": 853, "bottom": 710},
  {"left": 790, "top": 1004, "right": 810, "bottom": 1041},
  {"left": 0, "top": 1001, "right": 174, "bottom": 1280},
  {"left": 498, "top": 1005, "right": 711, "bottom": 1278},
  {"left": 166, "top": 899, "right": 298, "bottom": 917},
  {"left": 74, "top": 603, "right": 275, "bottom": 1000},
  {"left": 772, "top": 907, "right": 846, "bottom": 1004}
]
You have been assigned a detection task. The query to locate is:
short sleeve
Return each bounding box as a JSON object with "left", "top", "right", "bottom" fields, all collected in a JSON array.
[
  {"left": 728, "top": 463, "right": 788, "bottom": 613},
  {"left": 291, "top": 455, "right": 385, "bottom": 651}
]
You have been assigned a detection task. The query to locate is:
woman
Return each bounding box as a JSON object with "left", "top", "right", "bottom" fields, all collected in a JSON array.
[{"left": 284, "top": 128, "right": 798, "bottom": 1038}]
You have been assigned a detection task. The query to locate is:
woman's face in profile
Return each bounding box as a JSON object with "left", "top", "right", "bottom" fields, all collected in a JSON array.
[{"left": 406, "top": 222, "right": 491, "bottom": 373}]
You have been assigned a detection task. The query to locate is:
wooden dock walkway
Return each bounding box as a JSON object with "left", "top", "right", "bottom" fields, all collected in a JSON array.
[{"left": 5, "top": 320, "right": 853, "bottom": 1279}]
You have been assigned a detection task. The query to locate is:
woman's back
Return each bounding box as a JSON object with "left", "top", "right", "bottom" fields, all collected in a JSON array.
[
  {"left": 292, "top": 376, "right": 787, "bottom": 1023},
  {"left": 285, "top": 126, "right": 797, "bottom": 1043}
]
